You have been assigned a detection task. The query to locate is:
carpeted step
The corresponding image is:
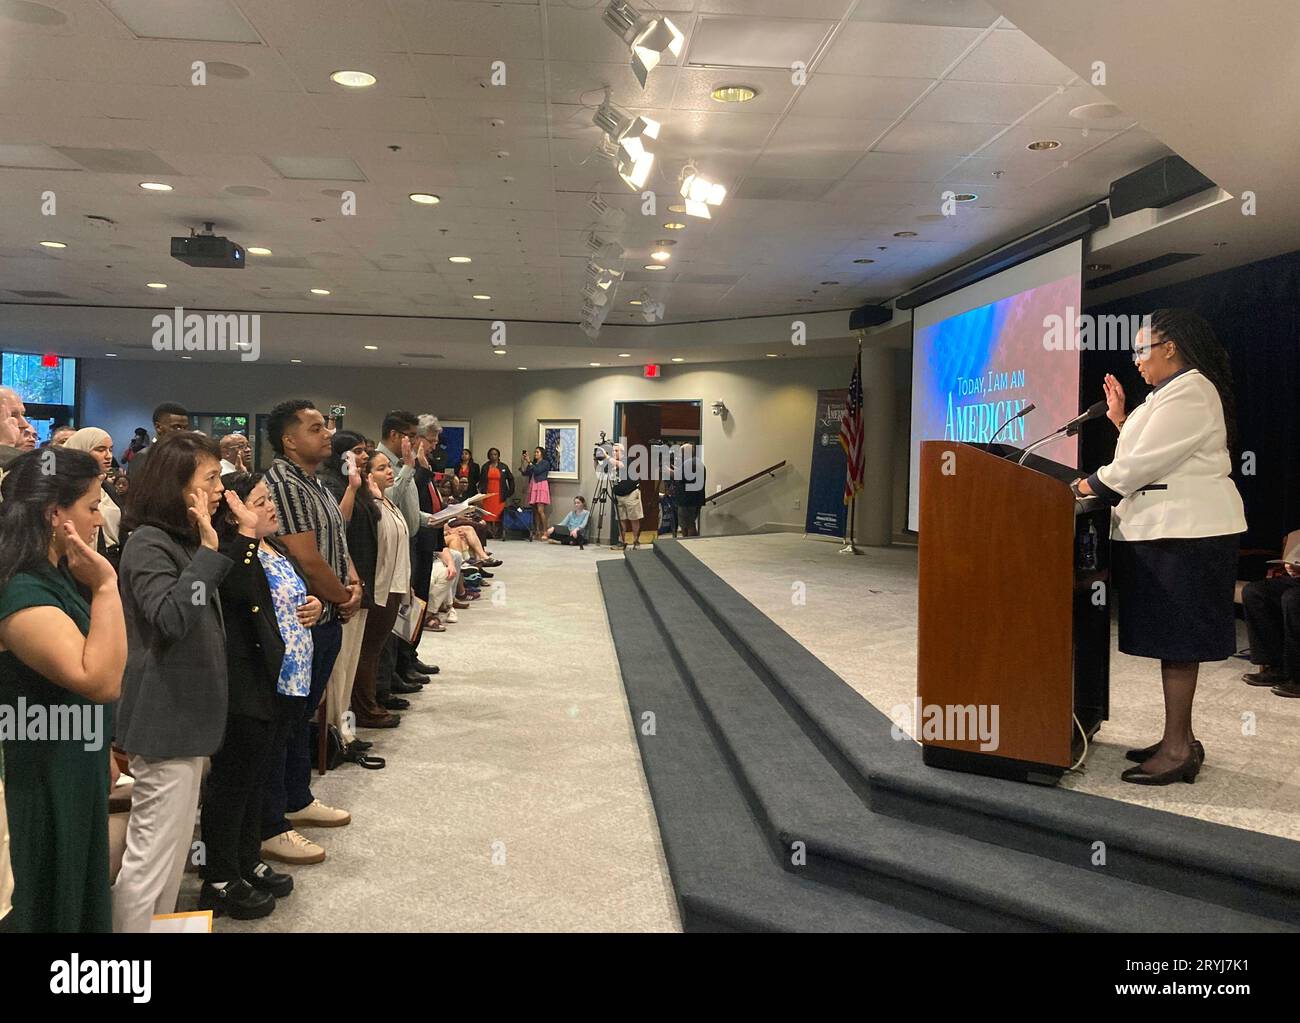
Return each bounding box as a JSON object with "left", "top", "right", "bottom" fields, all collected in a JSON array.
[
  {"left": 652, "top": 539, "right": 1300, "bottom": 926},
  {"left": 626, "top": 549, "right": 1296, "bottom": 933},
  {"left": 596, "top": 559, "right": 952, "bottom": 933}
]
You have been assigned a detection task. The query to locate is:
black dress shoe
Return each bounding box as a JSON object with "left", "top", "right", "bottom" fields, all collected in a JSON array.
[
  {"left": 349, "top": 738, "right": 374, "bottom": 751},
  {"left": 381, "top": 695, "right": 410, "bottom": 711},
  {"left": 249, "top": 861, "right": 294, "bottom": 898},
  {"left": 198, "top": 879, "right": 275, "bottom": 920},
  {"left": 1125, "top": 740, "right": 1205, "bottom": 764},
  {"left": 392, "top": 678, "right": 424, "bottom": 694},
  {"left": 1243, "top": 667, "right": 1289, "bottom": 686},
  {"left": 1121, "top": 751, "right": 1201, "bottom": 786},
  {"left": 1272, "top": 681, "right": 1300, "bottom": 698},
  {"left": 413, "top": 660, "right": 439, "bottom": 675}
]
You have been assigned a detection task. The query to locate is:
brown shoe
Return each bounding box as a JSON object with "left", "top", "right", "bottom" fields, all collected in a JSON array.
[
  {"left": 425, "top": 615, "right": 445, "bottom": 632},
  {"left": 452, "top": 599, "right": 470, "bottom": 610},
  {"left": 356, "top": 713, "right": 401, "bottom": 728}
]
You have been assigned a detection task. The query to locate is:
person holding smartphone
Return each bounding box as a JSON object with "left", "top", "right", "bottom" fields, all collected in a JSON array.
[{"left": 521, "top": 447, "right": 552, "bottom": 541}]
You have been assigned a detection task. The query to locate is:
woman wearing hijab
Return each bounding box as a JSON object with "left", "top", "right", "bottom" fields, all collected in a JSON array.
[{"left": 63, "top": 428, "right": 122, "bottom": 566}]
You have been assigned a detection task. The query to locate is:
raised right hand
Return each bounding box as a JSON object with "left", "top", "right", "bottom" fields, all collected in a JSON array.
[
  {"left": 61, "top": 523, "right": 117, "bottom": 591},
  {"left": 1103, "top": 373, "right": 1126, "bottom": 429},
  {"left": 187, "top": 490, "right": 220, "bottom": 550}
]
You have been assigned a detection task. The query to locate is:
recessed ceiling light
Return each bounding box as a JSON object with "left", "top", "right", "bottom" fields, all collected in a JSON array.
[
  {"left": 246, "top": 246, "right": 273, "bottom": 256},
  {"left": 139, "top": 181, "right": 172, "bottom": 191},
  {"left": 310, "top": 288, "right": 331, "bottom": 295},
  {"left": 472, "top": 294, "right": 491, "bottom": 300},
  {"left": 1086, "top": 263, "right": 1111, "bottom": 271},
  {"left": 820, "top": 280, "right": 840, "bottom": 286},
  {"left": 766, "top": 353, "right": 780, "bottom": 358},
  {"left": 1069, "top": 102, "right": 1123, "bottom": 121},
  {"left": 628, "top": 300, "right": 643, "bottom": 306},
  {"left": 711, "top": 84, "right": 757, "bottom": 103},
  {"left": 448, "top": 256, "right": 472, "bottom": 263},
  {"left": 671, "top": 357, "right": 684, "bottom": 362},
  {"left": 39, "top": 240, "right": 66, "bottom": 248},
  {"left": 852, "top": 258, "right": 875, "bottom": 264},
  {"left": 330, "top": 69, "right": 377, "bottom": 88},
  {"left": 643, "top": 263, "right": 668, "bottom": 271},
  {"left": 290, "top": 358, "right": 303, "bottom": 363},
  {"left": 953, "top": 192, "right": 978, "bottom": 202},
  {"left": 180, "top": 355, "right": 193, "bottom": 360},
  {"left": 363, "top": 344, "right": 379, "bottom": 350},
  {"left": 663, "top": 221, "right": 686, "bottom": 230},
  {"left": 667, "top": 204, "right": 687, "bottom": 214},
  {"left": 493, "top": 348, "right": 507, "bottom": 355},
  {"left": 893, "top": 231, "right": 918, "bottom": 238},
  {"left": 146, "top": 282, "right": 167, "bottom": 289},
  {"left": 650, "top": 249, "right": 671, "bottom": 261},
  {"left": 589, "top": 362, "right": 601, "bottom": 366},
  {"left": 516, "top": 366, "right": 528, "bottom": 370},
  {"left": 618, "top": 353, "right": 631, "bottom": 357},
  {"left": 1026, "top": 139, "right": 1061, "bottom": 151},
  {"left": 105, "top": 352, "right": 118, "bottom": 358},
  {"left": 409, "top": 193, "right": 440, "bottom": 205}
]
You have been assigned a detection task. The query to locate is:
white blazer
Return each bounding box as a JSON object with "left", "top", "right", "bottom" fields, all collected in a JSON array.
[{"left": 1094, "top": 368, "right": 1246, "bottom": 542}]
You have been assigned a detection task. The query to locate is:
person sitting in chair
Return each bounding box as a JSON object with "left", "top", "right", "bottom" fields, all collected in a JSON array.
[
  {"left": 1241, "top": 551, "right": 1300, "bottom": 698},
  {"left": 546, "top": 497, "right": 590, "bottom": 548}
]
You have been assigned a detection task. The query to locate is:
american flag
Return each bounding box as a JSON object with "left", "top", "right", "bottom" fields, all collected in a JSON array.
[{"left": 839, "top": 347, "right": 865, "bottom": 504}]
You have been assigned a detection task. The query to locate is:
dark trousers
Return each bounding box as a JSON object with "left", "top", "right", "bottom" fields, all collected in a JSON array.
[
  {"left": 353, "top": 595, "right": 400, "bottom": 721},
  {"left": 259, "top": 694, "right": 308, "bottom": 842},
  {"left": 202, "top": 712, "right": 275, "bottom": 881},
  {"left": 412, "top": 530, "right": 435, "bottom": 603},
  {"left": 1243, "top": 576, "right": 1300, "bottom": 679},
  {"left": 262, "top": 620, "right": 342, "bottom": 838},
  {"left": 551, "top": 525, "right": 586, "bottom": 546},
  {"left": 676, "top": 504, "right": 701, "bottom": 536}
]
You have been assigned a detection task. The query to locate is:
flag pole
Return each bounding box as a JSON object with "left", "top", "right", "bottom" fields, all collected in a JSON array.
[{"left": 839, "top": 338, "right": 864, "bottom": 555}]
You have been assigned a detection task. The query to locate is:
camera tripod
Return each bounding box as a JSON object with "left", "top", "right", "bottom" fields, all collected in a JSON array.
[{"left": 591, "top": 470, "right": 612, "bottom": 545}]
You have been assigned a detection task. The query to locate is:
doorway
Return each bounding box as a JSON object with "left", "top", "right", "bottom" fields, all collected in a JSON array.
[{"left": 611, "top": 398, "right": 702, "bottom": 538}]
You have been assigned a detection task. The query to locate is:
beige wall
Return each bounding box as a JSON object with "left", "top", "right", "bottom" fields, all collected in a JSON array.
[{"left": 81, "top": 351, "right": 907, "bottom": 541}]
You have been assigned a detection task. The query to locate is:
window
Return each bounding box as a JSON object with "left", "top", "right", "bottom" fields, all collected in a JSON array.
[{"left": 1, "top": 353, "right": 77, "bottom": 405}]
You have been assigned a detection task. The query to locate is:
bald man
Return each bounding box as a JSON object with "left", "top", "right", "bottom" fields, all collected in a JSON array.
[{"left": 219, "top": 432, "right": 251, "bottom": 474}]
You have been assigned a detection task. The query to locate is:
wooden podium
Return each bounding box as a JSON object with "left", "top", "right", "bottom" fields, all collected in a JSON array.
[{"left": 916, "top": 441, "right": 1110, "bottom": 784}]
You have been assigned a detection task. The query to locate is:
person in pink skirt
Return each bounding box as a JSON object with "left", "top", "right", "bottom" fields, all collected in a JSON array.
[{"left": 520, "top": 446, "right": 552, "bottom": 541}]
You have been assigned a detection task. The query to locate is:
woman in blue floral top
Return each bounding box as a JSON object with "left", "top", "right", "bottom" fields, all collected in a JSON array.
[{"left": 200, "top": 472, "right": 321, "bottom": 921}]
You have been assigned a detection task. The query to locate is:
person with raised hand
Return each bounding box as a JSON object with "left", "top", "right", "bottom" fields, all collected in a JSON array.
[
  {"left": 0, "top": 448, "right": 126, "bottom": 932},
  {"left": 111, "top": 431, "right": 235, "bottom": 931}
]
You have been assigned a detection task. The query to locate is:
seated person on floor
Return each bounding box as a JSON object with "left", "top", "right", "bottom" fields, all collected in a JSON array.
[
  {"left": 1242, "top": 553, "right": 1300, "bottom": 698},
  {"left": 546, "top": 497, "right": 589, "bottom": 547}
]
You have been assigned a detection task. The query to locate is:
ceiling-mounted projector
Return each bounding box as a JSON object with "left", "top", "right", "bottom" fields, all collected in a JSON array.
[{"left": 171, "top": 222, "right": 245, "bottom": 268}]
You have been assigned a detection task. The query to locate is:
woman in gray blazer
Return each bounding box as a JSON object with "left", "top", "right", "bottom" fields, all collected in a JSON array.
[{"left": 111, "top": 432, "right": 234, "bottom": 932}]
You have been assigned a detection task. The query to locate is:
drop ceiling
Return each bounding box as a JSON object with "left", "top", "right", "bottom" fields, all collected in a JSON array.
[{"left": 0, "top": 0, "right": 1258, "bottom": 369}]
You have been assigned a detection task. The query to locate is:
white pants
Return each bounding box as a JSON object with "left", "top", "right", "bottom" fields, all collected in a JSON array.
[
  {"left": 111, "top": 755, "right": 204, "bottom": 932},
  {"left": 428, "top": 550, "right": 463, "bottom": 612},
  {"left": 326, "top": 609, "right": 368, "bottom": 744}
]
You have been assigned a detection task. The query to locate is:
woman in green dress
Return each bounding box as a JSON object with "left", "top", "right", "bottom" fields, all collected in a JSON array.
[{"left": 0, "top": 448, "right": 127, "bottom": 932}]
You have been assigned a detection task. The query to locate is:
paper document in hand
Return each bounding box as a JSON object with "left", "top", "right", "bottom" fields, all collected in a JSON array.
[{"left": 429, "top": 497, "right": 482, "bottom": 525}]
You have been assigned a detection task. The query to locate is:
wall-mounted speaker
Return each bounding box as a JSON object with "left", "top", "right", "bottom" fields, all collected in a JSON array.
[
  {"left": 1108, "top": 156, "right": 1215, "bottom": 219},
  {"left": 848, "top": 304, "right": 891, "bottom": 332}
]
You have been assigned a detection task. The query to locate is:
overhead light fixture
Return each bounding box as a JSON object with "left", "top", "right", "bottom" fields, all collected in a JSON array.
[
  {"left": 765, "top": 353, "right": 780, "bottom": 358},
  {"left": 671, "top": 357, "right": 684, "bottom": 363},
  {"left": 650, "top": 249, "right": 671, "bottom": 262},
  {"left": 602, "top": 0, "right": 684, "bottom": 88},
  {"left": 711, "top": 85, "right": 757, "bottom": 103},
  {"left": 247, "top": 246, "right": 273, "bottom": 256},
  {"left": 593, "top": 100, "right": 660, "bottom": 190},
  {"left": 893, "top": 231, "right": 918, "bottom": 238},
  {"left": 954, "top": 192, "right": 978, "bottom": 202},
  {"left": 586, "top": 232, "right": 625, "bottom": 263},
  {"left": 852, "top": 258, "right": 875, "bottom": 264},
  {"left": 589, "top": 362, "right": 602, "bottom": 367},
  {"left": 39, "top": 240, "right": 66, "bottom": 249},
  {"left": 493, "top": 349, "right": 507, "bottom": 355},
  {"left": 105, "top": 353, "right": 118, "bottom": 358},
  {"left": 642, "top": 263, "right": 668, "bottom": 271},
  {"left": 472, "top": 294, "right": 492, "bottom": 300},
  {"left": 618, "top": 353, "right": 631, "bottom": 358},
  {"left": 628, "top": 299, "right": 643, "bottom": 306},
  {"left": 679, "top": 163, "right": 726, "bottom": 219},
  {"left": 663, "top": 221, "right": 686, "bottom": 230},
  {"left": 409, "top": 192, "right": 441, "bottom": 205},
  {"left": 516, "top": 366, "right": 528, "bottom": 371},
  {"left": 363, "top": 344, "right": 379, "bottom": 350},
  {"left": 139, "top": 181, "right": 172, "bottom": 191},
  {"left": 1026, "top": 139, "right": 1061, "bottom": 151},
  {"left": 146, "top": 282, "right": 167, "bottom": 289},
  {"left": 310, "top": 288, "right": 331, "bottom": 295},
  {"left": 290, "top": 358, "right": 302, "bottom": 363},
  {"left": 330, "top": 69, "right": 377, "bottom": 88},
  {"left": 667, "top": 204, "right": 687, "bottom": 214},
  {"left": 448, "top": 256, "right": 472, "bottom": 263}
]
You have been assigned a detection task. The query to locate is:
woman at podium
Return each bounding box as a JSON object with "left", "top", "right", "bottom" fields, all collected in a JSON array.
[{"left": 1075, "top": 308, "right": 1246, "bottom": 786}]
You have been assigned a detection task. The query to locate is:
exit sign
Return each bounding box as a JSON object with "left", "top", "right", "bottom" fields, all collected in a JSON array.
[
  {"left": 643, "top": 363, "right": 661, "bottom": 378},
  {"left": 42, "top": 353, "right": 60, "bottom": 368}
]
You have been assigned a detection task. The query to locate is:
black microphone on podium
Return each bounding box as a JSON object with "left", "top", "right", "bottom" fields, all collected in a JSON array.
[
  {"left": 1016, "top": 400, "right": 1109, "bottom": 464},
  {"left": 988, "top": 401, "right": 1036, "bottom": 443}
]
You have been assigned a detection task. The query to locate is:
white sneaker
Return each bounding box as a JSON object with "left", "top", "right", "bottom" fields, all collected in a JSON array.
[
  {"left": 261, "top": 829, "right": 325, "bottom": 864},
  {"left": 445, "top": 608, "right": 459, "bottom": 624},
  {"left": 284, "top": 798, "right": 351, "bottom": 828}
]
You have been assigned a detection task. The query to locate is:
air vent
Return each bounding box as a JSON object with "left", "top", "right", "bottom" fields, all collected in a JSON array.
[
  {"left": 8, "top": 289, "right": 74, "bottom": 299},
  {"left": 1085, "top": 253, "right": 1202, "bottom": 289},
  {"left": 55, "top": 147, "right": 181, "bottom": 175}
]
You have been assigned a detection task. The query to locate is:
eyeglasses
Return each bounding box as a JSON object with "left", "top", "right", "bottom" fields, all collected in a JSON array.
[{"left": 1131, "top": 340, "right": 1171, "bottom": 364}]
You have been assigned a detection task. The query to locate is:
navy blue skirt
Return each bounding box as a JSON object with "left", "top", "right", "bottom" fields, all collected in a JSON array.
[{"left": 1113, "top": 535, "right": 1239, "bottom": 661}]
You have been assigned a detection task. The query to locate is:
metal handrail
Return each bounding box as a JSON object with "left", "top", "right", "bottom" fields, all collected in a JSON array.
[{"left": 703, "top": 460, "right": 787, "bottom": 504}]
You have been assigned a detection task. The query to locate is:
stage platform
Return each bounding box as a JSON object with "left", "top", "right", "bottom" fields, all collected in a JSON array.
[{"left": 598, "top": 536, "right": 1300, "bottom": 932}]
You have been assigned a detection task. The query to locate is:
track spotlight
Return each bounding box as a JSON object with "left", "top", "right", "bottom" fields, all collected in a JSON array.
[
  {"left": 602, "top": 0, "right": 684, "bottom": 88},
  {"left": 586, "top": 231, "right": 625, "bottom": 263},
  {"left": 594, "top": 100, "right": 660, "bottom": 190},
  {"left": 679, "top": 163, "right": 727, "bottom": 218}
]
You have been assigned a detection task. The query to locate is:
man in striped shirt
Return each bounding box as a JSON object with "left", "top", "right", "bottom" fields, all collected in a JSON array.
[{"left": 260, "top": 399, "right": 362, "bottom": 865}]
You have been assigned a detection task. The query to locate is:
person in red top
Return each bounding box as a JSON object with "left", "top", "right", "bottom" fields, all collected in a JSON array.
[{"left": 476, "top": 447, "right": 514, "bottom": 539}]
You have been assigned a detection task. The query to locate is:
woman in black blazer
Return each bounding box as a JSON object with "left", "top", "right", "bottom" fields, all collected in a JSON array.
[
  {"left": 454, "top": 448, "right": 481, "bottom": 492},
  {"left": 199, "top": 472, "right": 321, "bottom": 920}
]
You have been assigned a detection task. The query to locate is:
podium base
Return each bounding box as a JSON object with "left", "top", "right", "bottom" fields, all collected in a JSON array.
[{"left": 922, "top": 743, "right": 1063, "bottom": 786}]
